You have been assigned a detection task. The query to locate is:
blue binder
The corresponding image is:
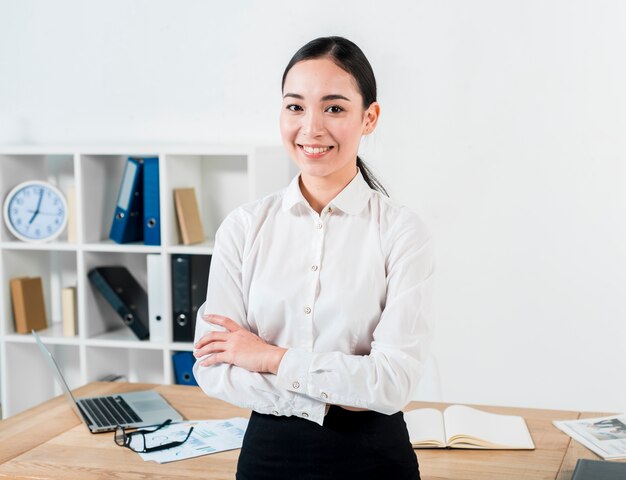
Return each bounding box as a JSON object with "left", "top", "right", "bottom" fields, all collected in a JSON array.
[
  {"left": 109, "top": 157, "right": 144, "bottom": 244},
  {"left": 143, "top": 157, "right": 161, "bottom": 245},
  {"left": 172, "top": 351, "right": 198, "bottom": 386}
]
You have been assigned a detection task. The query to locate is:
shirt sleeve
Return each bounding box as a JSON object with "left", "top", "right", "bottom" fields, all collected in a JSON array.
[
  {"left": 275, "top": 210, "right": 435, "bottom": 415},
  {"left": 192, "top": 211, "right": 327, "bottom": 425}
]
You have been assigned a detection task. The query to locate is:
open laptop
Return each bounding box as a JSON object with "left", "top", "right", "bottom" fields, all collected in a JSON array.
[{"left": 33, "top": 330, "right": 183, "bottom": 433}]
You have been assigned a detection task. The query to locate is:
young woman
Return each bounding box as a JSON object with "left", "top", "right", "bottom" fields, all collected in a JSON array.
[{"left": 193, "top": 36, "right": 434, "bottom": 480}]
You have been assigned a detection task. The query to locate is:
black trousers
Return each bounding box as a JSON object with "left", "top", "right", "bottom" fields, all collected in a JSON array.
[{"left": 236, "top": 407, "right": 420, "bottom": 480}]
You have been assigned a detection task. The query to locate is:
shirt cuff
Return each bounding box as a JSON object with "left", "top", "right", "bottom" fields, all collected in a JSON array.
[
  {"left": 276, "top": 348, "right": 310, "bottom": 389},
  {"left": 277, "top": 348, "right": 331, "bottom": 399},
  {"left": 276, "top": 348, "right": 327, "bottom": 425}
]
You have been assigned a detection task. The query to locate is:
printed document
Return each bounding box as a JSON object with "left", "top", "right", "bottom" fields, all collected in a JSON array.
[
  {"left": 134, "top": 417, "right": 248, "bottom": 464},
  {"left": 553, "top": 414, "right": 626, "bottom": 460}
]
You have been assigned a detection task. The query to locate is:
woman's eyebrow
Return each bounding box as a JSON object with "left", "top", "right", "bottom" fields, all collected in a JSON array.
[
  {"left": 283, "top": 93, "right": 351, "bottom": 102},
  {"left": 321, "top": 94, "right": 351, "bottom": 102}
]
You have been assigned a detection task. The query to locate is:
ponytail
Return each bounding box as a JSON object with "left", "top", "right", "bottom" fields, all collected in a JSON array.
[{"left": 357, "top": 156, "right": 389, "bottom": 197}]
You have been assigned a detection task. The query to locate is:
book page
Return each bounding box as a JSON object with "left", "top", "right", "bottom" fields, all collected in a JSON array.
[
  {"left": 443, "top": 405, "right": 535, "bottom": 449},
  {"left": 404, "top": 408, "right": 447, "bottom": 448}
]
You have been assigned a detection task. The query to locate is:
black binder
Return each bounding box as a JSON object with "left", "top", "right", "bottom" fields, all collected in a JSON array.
[
  {"left": 171, "top": 254, "right": 211, "bottom": 342},
  {"left": 571, "top": 459, "right": 626, "bottom": 480},
  {"left": 88, "top": 266, "right": 150, "bottom": 340}
]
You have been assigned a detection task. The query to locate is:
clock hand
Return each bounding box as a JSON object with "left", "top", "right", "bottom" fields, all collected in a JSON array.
[
  {"left": 28, "top": 188, "right": 45, "bottom": 224},
  {"left": 26, "top": 210, "right": 57, "bottom": 216},
  {"left": 35, "top": 188, "right": 44, "bottom": 212}
]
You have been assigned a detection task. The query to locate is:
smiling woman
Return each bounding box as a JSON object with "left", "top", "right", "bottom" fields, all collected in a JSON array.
[
  {"left": 193, "top": 36, "right": 434, "bottom": 480},
  {"left": 281, "top": 37, "right": 388, "bottom": 203},
  {"left": 279, "top": 57, "right": 380, "bottom": 213}
]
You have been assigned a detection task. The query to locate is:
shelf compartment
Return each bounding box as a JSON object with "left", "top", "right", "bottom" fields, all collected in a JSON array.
[
  {"left": 79, "top": 153, "right": 158, "bottom": 244},
  {"left": 3, "top": 342, "right": 81, "bottom": 417},
  {"left": 1, "top": 249, "right": 77, "bottom": 336},
  {"left": 163, "top": 154, "right": 249, "bottom": 246},
  {"left": 82, "top": 251, "right": 149, "bottom": 339},
  {"left": 85, "top": 346, "right": 164, "bottom": 384},
  {"left": 0, "top": 153, "right": 75, "bottom": 243}
]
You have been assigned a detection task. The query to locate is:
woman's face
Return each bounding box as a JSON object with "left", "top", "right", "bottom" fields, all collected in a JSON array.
[{"left": 280, "top": 57, "right": 379, "bottom": 184}]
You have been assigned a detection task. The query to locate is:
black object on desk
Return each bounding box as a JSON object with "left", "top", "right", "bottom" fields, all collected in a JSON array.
[{"left": 571, "top": 458, "right": 626, "bottom": 479}]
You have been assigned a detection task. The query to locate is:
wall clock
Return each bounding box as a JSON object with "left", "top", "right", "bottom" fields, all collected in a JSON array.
[{"left": 3, "top": 180, "right": 68, "bottom": 243}]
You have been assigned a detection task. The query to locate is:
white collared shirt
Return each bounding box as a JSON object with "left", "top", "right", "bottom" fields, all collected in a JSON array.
[{"left": 193, "top": 170, "right": 434, "bottom": 426}]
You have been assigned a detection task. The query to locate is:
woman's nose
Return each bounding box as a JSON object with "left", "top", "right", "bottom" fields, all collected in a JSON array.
[{"left": 302, "top": 110, "right": 325, "bottom": 136}]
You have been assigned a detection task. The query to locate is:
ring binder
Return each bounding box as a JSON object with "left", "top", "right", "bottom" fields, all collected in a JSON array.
[
  {"left": 88, "top": 266, "right": 150, "bottom": 340},
  {"left": 172, "top": 351, "right": 199, "bottom": 386},
  {"left": 171, "top": 254, "right": 212, "bottom": 342},
  {"left": 147, "top": 254, "right": 165, "bottom": 342},
  {"left": 143, "top": 157, "right": 161, "bottom": 246},
  {"left": 109, "top": 157, "right": 144, "bottom": 244}
]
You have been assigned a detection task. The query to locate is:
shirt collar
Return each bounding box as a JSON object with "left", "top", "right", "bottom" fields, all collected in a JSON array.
[
  {"left": 281, "top": 173, "right": 308, "bottom": 211},
  {"left": 281, "top": 169, "right": 372, "bottom": 215}
]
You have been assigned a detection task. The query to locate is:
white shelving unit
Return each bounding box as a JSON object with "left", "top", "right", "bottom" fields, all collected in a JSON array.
[{"left": 0, "top": 145, "right": 292, "bottom": 417}]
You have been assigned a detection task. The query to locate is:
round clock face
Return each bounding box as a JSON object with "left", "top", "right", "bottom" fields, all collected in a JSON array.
[{"left": 3, "top": 181, "right": 69, "bottom": 243}]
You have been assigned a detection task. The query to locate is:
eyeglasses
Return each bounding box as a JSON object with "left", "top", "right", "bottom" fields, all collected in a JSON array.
[{"left": 114, "top": 419, "right": 194, "bottom": 453}]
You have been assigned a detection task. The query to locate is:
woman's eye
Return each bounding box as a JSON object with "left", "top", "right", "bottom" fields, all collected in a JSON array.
[
  {"left": 326, "top": 105, "right": 343, "bottom": 113},
  {"left": 286, "top": 104, "right": 303, "bottom": 112}
]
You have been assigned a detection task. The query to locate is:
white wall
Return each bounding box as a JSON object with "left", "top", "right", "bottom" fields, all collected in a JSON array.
[{"left": 1, "top": 0, "right": 625, "bottom": 413}]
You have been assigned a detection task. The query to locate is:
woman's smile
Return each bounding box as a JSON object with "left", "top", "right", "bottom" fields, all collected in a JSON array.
[{"left": 298, "top": 144, "right": 335, "bottom": 158}]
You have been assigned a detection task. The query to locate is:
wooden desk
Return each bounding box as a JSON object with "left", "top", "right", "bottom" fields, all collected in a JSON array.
[{"left": 0, "top": 382, "right": 619, "bottom": 479}]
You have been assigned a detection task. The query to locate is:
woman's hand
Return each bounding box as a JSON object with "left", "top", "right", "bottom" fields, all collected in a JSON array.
[{"left": 194, "top": 314, "right": 287, "bottom": 374}]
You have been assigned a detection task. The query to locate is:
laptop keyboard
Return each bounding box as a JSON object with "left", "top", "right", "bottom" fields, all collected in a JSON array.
[{"left": 79, "top": 396, "right": 143, "bottom": 427}]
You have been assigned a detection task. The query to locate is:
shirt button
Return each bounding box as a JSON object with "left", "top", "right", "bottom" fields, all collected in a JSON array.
[
  {"left": 272, "top": 410, "right": 279, "bottom": 415},
  {"left": 304, "top": 306, "right": 311, "bottom": 314},
  {"left": 292, "top": 381, "right": 300, "bottom": 389},
  {"left": 321, "top": 392, "right": 328, "bottom": 399},
  {"left": 302, "top": 412, "right": 309, "bottom": 418},
  {"left": 315, "top": 222, "right": 323, "bottom": 229},
  {"left": 311, "top": 265, "right": 318, "bottom": 271}
]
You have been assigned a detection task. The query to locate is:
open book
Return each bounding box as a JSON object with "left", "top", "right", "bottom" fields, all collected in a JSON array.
[{"left": 404, "top": 405, "right": 535, "bottom": 450}]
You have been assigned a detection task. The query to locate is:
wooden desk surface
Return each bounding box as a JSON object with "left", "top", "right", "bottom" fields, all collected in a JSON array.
[{"left": 0, "top": 382, "right": 619, "bottom": 479}]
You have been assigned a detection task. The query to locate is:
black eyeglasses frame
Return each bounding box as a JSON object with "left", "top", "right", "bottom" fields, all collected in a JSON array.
[{"left": 114, "top": 419, "right": 194, "bottom": 453}]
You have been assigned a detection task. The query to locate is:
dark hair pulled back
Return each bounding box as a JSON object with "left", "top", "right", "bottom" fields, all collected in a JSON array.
[{"left": 282, "top": 36, "right": 388, "bottom": 197}]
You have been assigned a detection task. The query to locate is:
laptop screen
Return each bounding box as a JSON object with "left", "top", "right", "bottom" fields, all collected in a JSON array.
[{"left": 32, "top": 330, "right": 84, "bottom": 421}]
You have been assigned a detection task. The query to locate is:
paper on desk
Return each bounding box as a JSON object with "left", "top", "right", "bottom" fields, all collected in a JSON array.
[
  {"left": 135, "top": 417, "right": 248, "bottom": 464},
  {"left": 553, "top": 414, "right": 626, "bottom": 460}
]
